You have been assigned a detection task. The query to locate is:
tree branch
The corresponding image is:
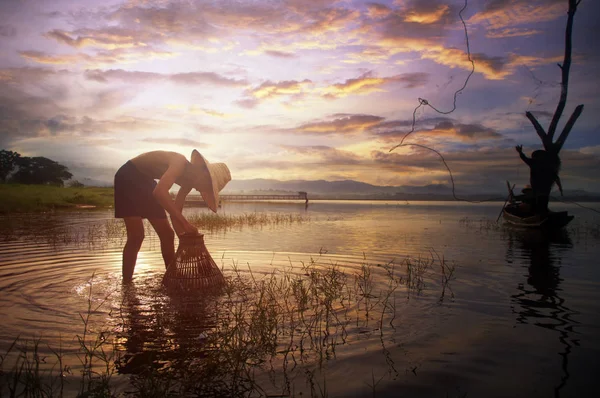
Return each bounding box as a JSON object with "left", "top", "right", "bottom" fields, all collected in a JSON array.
[
  {"left": 547, "top": 0, "right": 579, "bottom": 141},
  {"left": 554, "top": 104, "right": 584, "bottom": 153},
  {"left": 525, "top": 111, "right": 551, "bottom": 150}
]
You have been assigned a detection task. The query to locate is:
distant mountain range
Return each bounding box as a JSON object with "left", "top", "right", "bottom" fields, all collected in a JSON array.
[{"left": 222, "top": 178, "right": 600, "bottom": 201}]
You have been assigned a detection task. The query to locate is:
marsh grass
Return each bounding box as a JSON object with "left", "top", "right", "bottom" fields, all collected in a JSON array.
[
  {"left": 459, "top": 217, "right": 501, "bottom": 232},
  {"left": 0, "top": 274, "right": 119, "bottom": 398},
  {"left": 0, "top": 212, "right": 307, "bottom": 245},
  {"left": 1, "top": 252, "right": 455, "bottom": 397},
  {"left": 188, "top": 212, "right": 308, "bottom": 231}
]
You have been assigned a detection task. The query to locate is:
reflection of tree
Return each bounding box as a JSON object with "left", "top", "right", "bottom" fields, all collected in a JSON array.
[{"left": 507, "top": 229, "right": 578, "bottom": 397}]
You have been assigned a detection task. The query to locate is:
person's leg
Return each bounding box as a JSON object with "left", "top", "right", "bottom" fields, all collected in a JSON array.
[
  {"left": 123, "top": 217, "right": 145, "bottom": 282},
  {"left": 149, "top": 218, "right": 175, "bottom": 269}
]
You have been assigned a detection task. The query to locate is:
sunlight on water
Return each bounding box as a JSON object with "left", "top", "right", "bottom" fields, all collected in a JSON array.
[{"left": 1, "top": 201, "right": 599, "bottom": 397}]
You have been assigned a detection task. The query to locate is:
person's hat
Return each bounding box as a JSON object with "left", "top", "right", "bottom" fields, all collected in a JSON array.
[{"left": 190, "top": 150, "right": 231, "bottom": 212}]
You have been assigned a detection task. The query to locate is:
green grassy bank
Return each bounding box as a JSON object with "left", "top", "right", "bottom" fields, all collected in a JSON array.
[{"left": 0, "top": 184, "right": 114, "bottom": 213}]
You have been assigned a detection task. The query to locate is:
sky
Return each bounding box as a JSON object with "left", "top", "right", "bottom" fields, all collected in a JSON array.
[{"left": 1, "top": 0, "right": 599, "bottom": 193}]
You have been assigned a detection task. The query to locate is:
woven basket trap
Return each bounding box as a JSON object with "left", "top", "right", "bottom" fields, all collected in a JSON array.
[{"left": 163, "top": 234, "right": 224, "bottom": 289}]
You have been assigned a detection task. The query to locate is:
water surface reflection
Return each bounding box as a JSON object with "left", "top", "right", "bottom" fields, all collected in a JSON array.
[
  {"left": 0, "top": 203, "right": 599, "bottom": 397},
  {"left": 508, "top": 229, "right": 578, "bottom": 397}
]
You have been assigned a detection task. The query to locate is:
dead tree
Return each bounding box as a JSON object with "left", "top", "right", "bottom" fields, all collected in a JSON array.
[{"left": 525, "top": 0, "right": 584, "bottom": 155}]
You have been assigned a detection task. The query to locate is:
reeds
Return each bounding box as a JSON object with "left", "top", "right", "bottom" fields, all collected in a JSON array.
[
  {"left": 0, "top": 274, "right": 119, "bottom": 398},
  {"left": 1, "top": 251, "right": 456, "bottom": 397},
  {"left": 0, "top": 212, "right": 307, "bottom": 245},
  {"left": 187, "top": 212, "right": 308, "bottom": 231}
]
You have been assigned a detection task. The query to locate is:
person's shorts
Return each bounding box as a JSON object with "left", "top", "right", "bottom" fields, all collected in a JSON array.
[{"left": 114, "top": 161, "right": 166, "bottom": 219}]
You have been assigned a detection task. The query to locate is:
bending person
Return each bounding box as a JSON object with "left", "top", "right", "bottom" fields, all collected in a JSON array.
[{"left": 114, "top": 150, "right": 231, "bottom": 282}]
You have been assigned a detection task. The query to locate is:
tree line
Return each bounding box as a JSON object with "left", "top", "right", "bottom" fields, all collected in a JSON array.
[{"left": 0, "top": 149, "right": 74, "bottom": 186}]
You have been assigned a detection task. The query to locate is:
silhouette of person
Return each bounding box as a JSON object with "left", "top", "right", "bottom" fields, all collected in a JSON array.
[
  {"left": 515, "top": 146, "right": 563, "bottom": 214},
  {"left": 114, "top": 150, "right": 230, "bottom": 282}
]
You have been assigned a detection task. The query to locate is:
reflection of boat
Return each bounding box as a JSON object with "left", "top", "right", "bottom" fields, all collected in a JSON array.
[{"left": 502, "top": 182, "right": 574, "bottom": 229}]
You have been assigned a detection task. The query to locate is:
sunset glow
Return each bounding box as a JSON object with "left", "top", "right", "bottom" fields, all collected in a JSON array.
[{"left": 1, "top": 0, "right": 599, "bottom": 192}]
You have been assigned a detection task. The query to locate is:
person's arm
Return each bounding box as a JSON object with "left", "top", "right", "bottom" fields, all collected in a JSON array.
[
  {"left": 515, "top": 145, "right": 532, "bottom": 166},
  {"left": 171, "top": 186, "right": 193, "bottom": 235},
  {"left": 153, "top": 158, "right": 197, "bottom": 234}
]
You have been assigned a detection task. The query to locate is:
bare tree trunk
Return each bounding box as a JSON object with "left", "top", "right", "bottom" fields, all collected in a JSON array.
[{"left": 525, "top": 0, "right": 584, "bottom": 154}]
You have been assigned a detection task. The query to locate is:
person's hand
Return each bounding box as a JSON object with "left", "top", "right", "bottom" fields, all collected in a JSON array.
[
  {"left": 171, "top": 216, "right": 198, "bottom": 236},
  {"left": 515, "top": 145, "right": 523, "bottom": 153},
  {"left": 181, "top": 219, "right": 198, "bottom": 236}
]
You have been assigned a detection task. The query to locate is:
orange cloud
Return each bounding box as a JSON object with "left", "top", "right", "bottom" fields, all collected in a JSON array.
[
  {"left": 248, "top": 79, "right": 313, "bottom": 100},
  {"left": 469, "top": 0, "right": 566, "bottom": 38},
  {"left": 322, "top": 72, "right": 428, "bottom": 98},
  {"left": 373, "top": 117, "right": 502, "bottom": 143},
  {"left": 366, "top": 3, "right": 393, "bottom": 19},
  {"left": 404, "top": 4, "right": 450, "bottom": 24},
  {"left": 295, "top": 114, "right": 385, "bottom": 134},
  {"left": 45, "top": 29, "right": 145, "bottom": 50}
]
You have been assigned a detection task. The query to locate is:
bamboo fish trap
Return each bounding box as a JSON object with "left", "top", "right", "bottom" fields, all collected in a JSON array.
[{"left": 163, "top": 233, "right": 224, "bottom": 290}]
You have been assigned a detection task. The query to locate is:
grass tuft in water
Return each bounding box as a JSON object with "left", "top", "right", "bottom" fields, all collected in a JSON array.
[
  {"left": 1, "top": 252, "right": 456, "bottom": 397},
  {"left": 187, "top": 212, "right": 308, "bottom": 231}
]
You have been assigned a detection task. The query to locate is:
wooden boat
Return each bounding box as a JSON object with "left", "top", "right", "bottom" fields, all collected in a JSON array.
[
  {"left": 501, "top": 181, "right": 574, "bottom": 229},
  {"left": 503, "top": 203, "right": 574, "bottom": 229}
]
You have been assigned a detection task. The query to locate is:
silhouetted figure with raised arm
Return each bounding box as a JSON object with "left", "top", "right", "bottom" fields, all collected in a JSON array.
[{"left": 515, "top": 145, "right": 563, "bottom": 215}]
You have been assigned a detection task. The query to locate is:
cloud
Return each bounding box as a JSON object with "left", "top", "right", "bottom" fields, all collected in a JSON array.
[
  {"left": 280, "top": 145, "right": 363, "bottom": 165},
  {"left": 264, "top": 50, "right": 297, "bottom": 58},
  {"left": 45, "top": 28, "right": 146, "bottom": 50},
  {"left": 235, "top": 98, "right": 260, "bottom": 109},
  {"left": 85, "top": 69, "right": 248, "bottom": 87},
  {"left": 248, "top": 79, "right": 313, "bottom": 99},
  {"left": 45, "top": 0, "right": 358, "bottom": 56},
  {"left": 342, "top": 46, "right": 397, "bottom": 64},
  {"left": 0, "top": 24, "right": 17, "bottom": 38},
  {"left": 0, "top": 83, "right": 67, "bottom": 147},
  {"left": 469, "top": 0, "right": 566, "bottom": 38},
  {"left": 0, "top": 67, "right": 69, "bottom": 83},
  {"left": 366, "top": 3, "right": 393, "bottom": 19},
  {"left": 294, "top": 114, "right": 385, "bottom": 134},
  {"left": 236, "top": 79, "right": 312, "bottom": 107},
  {"left": 579, "top": 145, "right": 600, "bottom": 156},
  {"left": 20, "top": 48, "right": 178, "bottom": 66},
  {"left": 322, "top": 71, "right": 428, "bottom": 99},
  {"left": 170, "top": 72, "right": 248, "bottom": 87},
  {"left": 418, "top": 47, "right": 563, "bottom": 80},
  {"left": 374, "top": 117, "right": 502, "bottom": 143},
  {"left": 403, "top": 2, "right": 451, "bottom": 24},
  {"left": 369, "top": 146, "right": 533, "bottom": 188},
  {"left": 141, "top": 137, "right": 208, "bottom": 147}
]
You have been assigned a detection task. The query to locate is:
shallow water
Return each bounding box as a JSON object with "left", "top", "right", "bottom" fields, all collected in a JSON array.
[{"left": 1, "top": 200, "right": 600, "bottom": 397}]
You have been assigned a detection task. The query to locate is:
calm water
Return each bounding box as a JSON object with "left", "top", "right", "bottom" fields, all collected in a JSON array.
[{"left": 1, "top": 200, "right": 600, "bottom": 397}]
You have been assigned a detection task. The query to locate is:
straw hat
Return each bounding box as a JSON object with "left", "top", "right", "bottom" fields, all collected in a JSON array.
[{"left": 190, "top": 150, "right": 231, "bottom": 212}]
